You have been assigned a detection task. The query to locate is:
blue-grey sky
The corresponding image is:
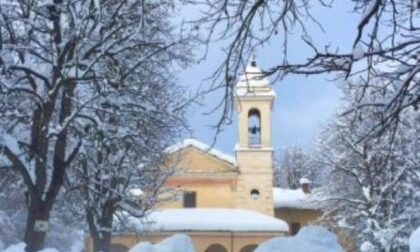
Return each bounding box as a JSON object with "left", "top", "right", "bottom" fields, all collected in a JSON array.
[{"left": 177, "top": 1, "right": 360, "bottom": 154}]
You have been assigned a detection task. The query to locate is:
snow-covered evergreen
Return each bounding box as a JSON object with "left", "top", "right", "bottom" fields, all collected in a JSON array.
[
  {"left": 316, "top": 82, "right": 420, "bottom": 251},
  {"left": 274, "top": 146, "right": 326, "bottom": 188}
]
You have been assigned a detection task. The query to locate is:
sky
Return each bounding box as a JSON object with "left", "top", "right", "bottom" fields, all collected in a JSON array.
[{"left": 176, "top": 1, "right": 360, "bottom": 155}]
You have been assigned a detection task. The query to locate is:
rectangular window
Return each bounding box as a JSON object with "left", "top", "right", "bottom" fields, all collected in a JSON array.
[
  {"left": 290, "top": 222, "right": 301, "bottom": 235},
  {"left": 183, "top": 191, "right": 196, "bottom": 208}
]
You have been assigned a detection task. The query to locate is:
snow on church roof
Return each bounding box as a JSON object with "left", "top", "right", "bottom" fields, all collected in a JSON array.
[
  {"left": 165, "top": 138, "right": 237, "bottom": 166},
  {"left": 125, "top": 208, "right": 289, "bottom": 233},
  {"left": 273, "top": 187, "right": 320, "bottom": 209}
]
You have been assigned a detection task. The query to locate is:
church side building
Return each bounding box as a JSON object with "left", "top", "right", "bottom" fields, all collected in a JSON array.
[{"left": 85, "top": 58, "right": 322, "bottom": 252}]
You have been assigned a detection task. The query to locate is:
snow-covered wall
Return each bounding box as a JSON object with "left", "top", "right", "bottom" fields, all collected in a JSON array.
[{"left": 254, "top": 226, "right": 344, "bottom": 252}]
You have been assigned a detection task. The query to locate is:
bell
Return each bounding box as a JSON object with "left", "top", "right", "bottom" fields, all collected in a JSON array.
[{"left": 248, "top": 126, "right": 260, "bottom": 134}]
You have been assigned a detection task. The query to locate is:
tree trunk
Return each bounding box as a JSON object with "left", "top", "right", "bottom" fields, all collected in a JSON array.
[
  {"left": 24, "top": 200, "right": 51, "bottom": 252},
  {"left": 87, "top": 205, "right": 114, "bottom": 252},
  {"left": 92, "top": 231, "right": 112, "bottom": 252}
]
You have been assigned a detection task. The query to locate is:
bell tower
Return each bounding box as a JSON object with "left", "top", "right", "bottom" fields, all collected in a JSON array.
[{"left": 234, "top": 56, "right": 275, "bottom": 216}]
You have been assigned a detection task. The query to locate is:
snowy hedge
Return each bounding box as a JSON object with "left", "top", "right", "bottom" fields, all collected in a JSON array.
[
  {"left": 254, "top": 226, "right": 344, "bottom": 252},
  {"left": 0, "top": 210, "right": 20, "bottom": 248},
  {"left": 2, "top": 243, "right": 59, "bottom": 252},
  {"left": 128, "top": 234, "right": 195, "bottom": 252}
]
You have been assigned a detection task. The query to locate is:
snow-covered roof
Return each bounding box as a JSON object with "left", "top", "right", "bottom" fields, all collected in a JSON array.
[
  {"left": 165, "top": 138, "right": 237, "bottom": 166},
  {"left": 273, "top": 187, "right": 319, "bottom": 209},
  {"left": 125, "top": 208, "right": 289, "bottom": 233},
  {"left": 299, "top": 178, "right": 311, "bottom": 185}
]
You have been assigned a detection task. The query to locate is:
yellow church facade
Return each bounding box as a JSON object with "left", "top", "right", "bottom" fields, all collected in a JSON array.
[{"left": 85, "top": 59, "right": 322, "bottom": 252}]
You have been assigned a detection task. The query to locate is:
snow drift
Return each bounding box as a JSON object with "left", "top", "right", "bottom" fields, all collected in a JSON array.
[
  {"left": 2, "top": 243, "right": 59, "bottom": 252},
  {"left": 254, "top": 226, "right": 344, "bottom": 252},
  {"left": 128, "top": 234, "right": 195, "bottom": 252},
  {"left": 410, "top": 227, "right": 420, "bottom": 252}
]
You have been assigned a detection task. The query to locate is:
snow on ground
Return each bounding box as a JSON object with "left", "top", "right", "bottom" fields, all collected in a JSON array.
[
  {"left": 2, "top": 243, "right": 59, "bottom": 252},
  {"left": 360, "top": 241, "right": 375, "bottom": 252},
  {"left": 2, "top": 243, "right": 26, "bottom": 252},
  {"left": 410, "top": 227, "right": 420, "bottom": 252},
  {"left": 128, "top": 234, "right": 194, "bottom": 252},
  {"left": 272, "top": 187, "right": 319, "bottom": 209},
  {"left": 165, "top": 138, "right": 237, "bottom": 166},
  {"left": 0, "top": 210, "right": 18, "bottom": 248},
  {"left": 123, "top": 208, "right": 288, "bottom": 232},
  {"left": 68, "top": 232, "right": 85, "bottom": 252},
  {"left": 254, "top": 226, "right": 344, "bottom": 252}
]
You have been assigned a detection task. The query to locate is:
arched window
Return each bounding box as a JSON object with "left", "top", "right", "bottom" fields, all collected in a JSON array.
[
  {"left": 240, "top": 244, "right": 258, "bottom": 252},
  {"left": 205, "top": 243, "right": 228, "bottom": 252},
  {"left": 248, "top": 109, "right": 261, "bottom": 146},
  {"left": 110, "top": 243, "right": 129, "bottom": 252},
  {"left": 250, "top": 188, "right": 260, "bottom": 200}
]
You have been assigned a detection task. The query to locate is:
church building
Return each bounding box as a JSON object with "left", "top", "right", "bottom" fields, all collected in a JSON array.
[{"left": 85, "top": 58, "right": 320, "bottom": 252}]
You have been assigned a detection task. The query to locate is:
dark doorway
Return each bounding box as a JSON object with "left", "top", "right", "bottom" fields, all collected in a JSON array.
[
  {"left": 110, "top": 243, "right": 129, "bottom": 252},
  {"left": 205, "top": 243, "right": 228, "bottom": 252},
  {"left": 240, "top": 244, "right": 258, "bottom": 252}
]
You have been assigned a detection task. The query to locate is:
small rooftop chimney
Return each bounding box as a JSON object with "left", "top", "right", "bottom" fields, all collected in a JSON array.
[{"left": 299, "top": 178, "right": 311, "bottom": 194}]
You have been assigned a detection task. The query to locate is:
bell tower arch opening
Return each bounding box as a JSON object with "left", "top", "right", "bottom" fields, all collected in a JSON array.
[{"left": 248, "top": 108, "right": 261, "bottom": 146}]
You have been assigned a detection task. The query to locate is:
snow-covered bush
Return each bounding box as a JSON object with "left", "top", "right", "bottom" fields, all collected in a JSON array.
[
  {"left": 315, "top": 82, "right": 420, "bottom": 251},
  {"left": 0, "top": 210, "right": 19, "bottom": 247},
  {"left": 0, "top": 203, "right": 84, "bottom": 252},
  {"left": 44, "top": 190, "right": 85, "bottom": 252},
  {"left": 128, "top": 234, "right": 195, "bottom": 252},
  {"left": 410, "top": 227, "right": 420, "bottom": 252},
  {"left": 3, "top": 243, "right": 59, "bottom": 252},
  {"left": 254, "top": 226, "right": 344, "bottom": 252},
  {"left": 1, "top": 240, "right": 82, "bottom": 252},
  {"left": 360, "top": 241, "right": 375, "bottom": 252}
]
